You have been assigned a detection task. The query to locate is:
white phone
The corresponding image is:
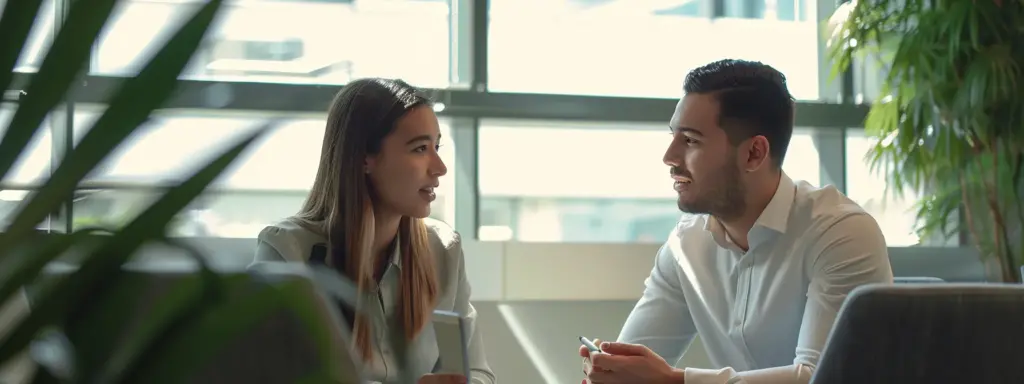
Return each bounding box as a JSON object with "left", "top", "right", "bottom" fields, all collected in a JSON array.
[{"left": 432, "top": 310, "right": 470, "bottom": 377}]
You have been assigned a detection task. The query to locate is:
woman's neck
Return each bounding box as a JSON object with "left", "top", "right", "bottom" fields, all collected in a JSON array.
[{"left": 372, "top": 210, "right": 401, "bottom": 261}]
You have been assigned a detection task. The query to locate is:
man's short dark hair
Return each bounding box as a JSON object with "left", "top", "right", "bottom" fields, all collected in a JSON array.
[{"left": 683, "top": 59, "right": 795, "bottom": 169}]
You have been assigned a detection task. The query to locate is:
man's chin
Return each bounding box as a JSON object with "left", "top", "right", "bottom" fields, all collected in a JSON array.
[{"left": 676, "top": 199, "right": 708, "bottom": 215}]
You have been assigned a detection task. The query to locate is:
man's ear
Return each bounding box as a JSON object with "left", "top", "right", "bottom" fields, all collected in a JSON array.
[{"left": 744, "top": 135, "right": 771, "bottom": 172}]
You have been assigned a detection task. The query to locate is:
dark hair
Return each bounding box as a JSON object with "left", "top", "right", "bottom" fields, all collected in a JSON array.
[
  {"left": 295, "top": 78, "right": 438, "bottom": 362},
  {"left": 683, "top": 59, "right": 795, "bottom": 168}
]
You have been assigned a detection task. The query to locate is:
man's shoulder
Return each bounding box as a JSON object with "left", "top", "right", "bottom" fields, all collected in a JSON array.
[
  {"left": 791, "top": 180, "right": 878, "bottom": 233},
  {"left": 663, "top": 214, "right": 717, "bottom": 260},
  {"left": 672, "top": 213, "right": 714, "bottom": 238}
]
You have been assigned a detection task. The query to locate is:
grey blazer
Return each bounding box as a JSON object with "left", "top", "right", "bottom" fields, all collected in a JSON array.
[{"left": 252, "top": 217, "right": 496, "bottom": 384}]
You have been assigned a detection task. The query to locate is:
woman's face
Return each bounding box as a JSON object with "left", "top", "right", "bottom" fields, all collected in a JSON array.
[{"left": 365, "top": 106, "right": 448, "bottom": 219}]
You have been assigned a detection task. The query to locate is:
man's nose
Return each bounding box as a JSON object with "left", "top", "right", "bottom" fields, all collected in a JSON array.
[{"left": 663, "top": 144, "right": 682, "bottom": 167}]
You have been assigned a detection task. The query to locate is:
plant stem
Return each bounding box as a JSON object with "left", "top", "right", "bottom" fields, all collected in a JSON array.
[
  {"left": 985, "top": 142, "right": 1015, "bottom": 282},
  {"left": 959, "top": 173, "right": 985, "bottom": 256}
]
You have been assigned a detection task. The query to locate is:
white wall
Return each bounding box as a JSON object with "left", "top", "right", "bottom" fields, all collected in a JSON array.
[{"left": 0, "top": 239, "right": 985, "bottom": 384}]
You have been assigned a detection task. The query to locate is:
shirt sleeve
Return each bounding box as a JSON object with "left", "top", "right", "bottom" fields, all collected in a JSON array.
[
  {"left": 450, "top": 235, "right": 497, "bottom": 384},
  {"left": 617, "top": 243, "right": 699, "bottom": 366},
  {"left": 683, "top": 212, "right": 894, "bottom": 384},
  {"left": 251, "top": 225, "right": 305, "bottom": 266}
]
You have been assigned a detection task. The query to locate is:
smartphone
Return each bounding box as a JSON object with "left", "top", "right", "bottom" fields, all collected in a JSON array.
[
  {"left": 433, "top": 310, "right": 470, "bottom": 377},
  {"left": 579, "top": 336, "right": 602, "bottom": 353}
]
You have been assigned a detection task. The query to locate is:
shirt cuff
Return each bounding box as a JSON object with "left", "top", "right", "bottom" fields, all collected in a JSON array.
[
  {"left": 684, "top": 367, "right": 743, "bottom": 384},
  {"left": 469, "top": 372, "right": 494, "bottom": 384}
]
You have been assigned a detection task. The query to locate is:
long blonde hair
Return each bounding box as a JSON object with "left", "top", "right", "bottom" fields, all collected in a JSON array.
[{"left": 294, "top": 78, "right": 439, "bottom": 361}]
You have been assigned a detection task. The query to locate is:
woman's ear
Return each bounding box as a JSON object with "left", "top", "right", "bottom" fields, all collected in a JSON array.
[{"left": 364, "top": 155, "right": 376, "bottom": 174}]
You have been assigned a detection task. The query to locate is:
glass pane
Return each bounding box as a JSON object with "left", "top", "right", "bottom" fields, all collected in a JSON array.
[
  {"left": 477, "top": 119, "right": 823, "bottom": 243},
  {"left": 1, "top": 0, "right": 56, "bottom": 72},
  {"left": 0, "top": 105, "right": 53, "bottom": 186},
  {"left": 489, "top": 0, "right": 822, "bottom": 99},
  {"left": 91, "top": 0, "right": 451, "bottom": 88},
  {"left": 845, "top": 129, "right": 939, "bottom": 247},
  {"left": 0, "top": 105, "right": 55, "bottom": 230},
  {"left": 71, "top": 109, "right": 456, "bottom": 236}
]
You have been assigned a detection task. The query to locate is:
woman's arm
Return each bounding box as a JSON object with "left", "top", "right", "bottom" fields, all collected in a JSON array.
[{"left": 450, "top": 236, "right": 497, "bottom": 384}]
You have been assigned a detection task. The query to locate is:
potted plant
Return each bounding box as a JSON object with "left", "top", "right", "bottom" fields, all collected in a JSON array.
[
  {"left": 0, "top": 0, "right": 399, "bottom": 382},
  {"left": 827, "top": 0, "right": 1024, "bottom": 282}
]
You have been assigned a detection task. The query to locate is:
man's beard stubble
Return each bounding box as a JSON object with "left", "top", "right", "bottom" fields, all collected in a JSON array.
[{"left": 676, "top": 162, "right": 747, "bottom": 221}]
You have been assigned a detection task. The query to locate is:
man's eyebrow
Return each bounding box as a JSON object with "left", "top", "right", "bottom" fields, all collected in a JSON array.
[{"left": 670, "top": 126, "right": 703, "bottom": 136}]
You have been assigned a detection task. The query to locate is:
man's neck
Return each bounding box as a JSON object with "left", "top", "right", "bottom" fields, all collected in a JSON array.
[{"left": 717, "top": 171, "right": 782, "bottom": 251}]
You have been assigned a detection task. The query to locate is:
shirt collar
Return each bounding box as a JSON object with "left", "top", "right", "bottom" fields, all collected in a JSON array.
[
  {"left": 702, "top": 172, "right": 796, "bottom": 244},
  {"left": 756, "top": 172, "right": 796, "bottom": 234},
  {"left": 386, "top": 236, "right": 402, "bottom": 269}
]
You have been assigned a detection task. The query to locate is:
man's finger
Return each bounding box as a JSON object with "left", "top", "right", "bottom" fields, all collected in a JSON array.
[
  {"left": 600, "top": 341, "right": 647, "bottom": 356},
  {"left": 590, "top": 353, "right": 628, "bottom": 371},
  {"left": 579, "top": 344, "right": 590, "bottom": 358},
  {"left": 587, "top": 367, "right": 617, "bottom": 383}
]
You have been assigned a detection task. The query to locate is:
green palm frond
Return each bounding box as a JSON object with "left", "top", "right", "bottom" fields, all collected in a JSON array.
[
  {"left": 828, "top": 0, "right": 1024, "bottom": 281},
  {"left": 0, "top": 0, "right": 388, "bottom": 382}
]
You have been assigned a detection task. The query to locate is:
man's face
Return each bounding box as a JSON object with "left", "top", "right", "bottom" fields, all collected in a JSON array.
[{"left": 663, "top": 93, "right": 746, "bottom": 219}]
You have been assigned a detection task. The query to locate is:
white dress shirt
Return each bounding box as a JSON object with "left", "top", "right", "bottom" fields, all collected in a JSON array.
[{"left": 618, "top": 172, "right": 894, "bottom": 384}]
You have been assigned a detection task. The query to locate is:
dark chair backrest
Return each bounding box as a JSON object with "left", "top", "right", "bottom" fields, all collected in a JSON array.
[
  {"left": 894, "top": 276, "right": 945, "bottom": 284},
  {"left": 811, "top": 283, "right": 1024, "bottom": 384}
]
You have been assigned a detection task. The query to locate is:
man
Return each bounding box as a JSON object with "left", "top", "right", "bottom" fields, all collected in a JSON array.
[{"left": 579, "top": 59, "right": 893, "bottom": 384}]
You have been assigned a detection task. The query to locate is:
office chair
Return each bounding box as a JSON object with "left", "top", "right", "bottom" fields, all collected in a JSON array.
[{"left": 811, "top": 283, "right": 1024, "bottom": 384}]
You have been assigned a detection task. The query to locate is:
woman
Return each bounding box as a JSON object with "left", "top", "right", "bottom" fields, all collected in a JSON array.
[{"left": 253, "top": 78, "right": 495, "bottom": 384}]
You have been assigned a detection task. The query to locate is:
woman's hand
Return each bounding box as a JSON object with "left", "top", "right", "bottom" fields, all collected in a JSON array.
[{"left": 418, "top": 373, "right": 467, "bottom": 384}]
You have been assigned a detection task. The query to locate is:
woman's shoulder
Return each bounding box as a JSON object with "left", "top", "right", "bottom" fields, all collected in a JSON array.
[
  {"left": 422, "top": 217, "right": 463, "bottom": 253},
  {"left": 257, "top": 218, "right": 327, "bottom": 261}
]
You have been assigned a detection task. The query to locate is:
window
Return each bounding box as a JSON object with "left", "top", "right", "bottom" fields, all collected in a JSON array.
[
  {"left": 71, "top": 108, "right": 455, "bottom": 237},
  {"left": 488, "top": 0, "right": 822, "bottom": 99},
  {"left": 91, "top": 0, "right": 451, "bottom": 88},
  {"left": 1, "top": 0, "right": 56, "bottom": 72},
  {"left": 0, "top": 105, "right": 55, "bottom": 229},
  {"left": 845, "top": 129, "right": 936, "bottom": 247},
  {"left": 477, "top": 119, "right": 823, "bottom": 243}
]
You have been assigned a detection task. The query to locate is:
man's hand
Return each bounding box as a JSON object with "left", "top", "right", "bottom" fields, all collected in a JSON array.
[
  {"left": 418, "top": 373, "right": 467, "bottom": 384},
  {"left": 580, "top": 337, "right": 608, "bottom": 381},
  {"left": 583, "top": 341, "right": 684, "bottom": 384}
]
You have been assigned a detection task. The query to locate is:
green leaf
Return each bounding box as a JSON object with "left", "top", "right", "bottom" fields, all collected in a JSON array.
[
  {"left": 86, "top": 237, "right": 224, "bottom": 384},
  {"left": 0, "top": 0, "right": 44, "bottom": 93},
  {"left": 0, "top": 227, "right": 109, "bottom": 338},
  {"left": 0, "top": 0, "right": 119, "bottom": 183},
  {"left": 0, "top": 122, "right": 269, "bottom": 367},
  {"left": 0, "top": 0, "right": 225, "bottom": 254},
  {"left": 119, "top": 278, "right": 315, "bottom": 384},
  {"left": 826, "top": 0, "right": 1024, "bottom": 279}
]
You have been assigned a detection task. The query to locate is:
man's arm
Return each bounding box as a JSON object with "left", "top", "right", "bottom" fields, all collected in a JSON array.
[
  {"left": 617, "top": 242, "right": 699, "bottom": 365},
  {"left": 682, "top": 212, "right": 893, "bottom": 384}
]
